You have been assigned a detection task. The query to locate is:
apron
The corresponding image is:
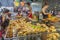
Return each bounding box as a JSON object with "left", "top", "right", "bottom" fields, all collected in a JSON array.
[{"left": 42, "top": 13, "right": 48, "bottom": 19}]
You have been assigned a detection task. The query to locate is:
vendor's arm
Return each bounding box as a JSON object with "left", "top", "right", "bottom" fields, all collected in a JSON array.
[
  {"left": 42, "top": 9, "right": 48, "bottom": 15},
  {"left": 2, "top": 15, "right": 5, "bottom": 22},
  {"left": 42, "top": 5, "right": 49, "bottom": 15}
]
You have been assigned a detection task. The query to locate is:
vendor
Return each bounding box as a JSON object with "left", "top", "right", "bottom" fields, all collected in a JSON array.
[
  {"left": 1, "top": 9, "right": 11, "bottom": 30},
  {"left": 42, "top": 4, "right": 49, "bottom": 19}
]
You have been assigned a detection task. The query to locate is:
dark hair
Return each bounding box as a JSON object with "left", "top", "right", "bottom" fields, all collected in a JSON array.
[
  {"left": 42, "top": 1, "right": 49, "bottom": 8},
  {"left": 27, "top": 2, "right": 30, "bottom": 6},
  {"left": 18, "top": 12, "right": 19, "bottom": 14},
  {"left": 3, "top": 8, "right": 9, "bottom": 13}
]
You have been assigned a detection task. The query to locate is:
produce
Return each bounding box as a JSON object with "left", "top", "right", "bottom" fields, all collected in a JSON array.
[
  {"left": 47, "top": 33, "right": 60, "bottom": 40},
  {"left": 5, "top": 18, "right": 60, "bottom": 39},
  {"left": 41, "top": 25, "right": 60, "bottom": 40},
  {"left": 47, "top": 16, "right": 59, "bottom": 22},
  {"left": 47, "top": 26, "right": 57, "bottom": 32},
  {"left": 46, "top": 26, "right": 60, "bottom": 40},
  {"left": 5, "top": 18, "right": 48, "bottom": 38},
  {"left": 48, "top": 13, "right": 52, "bottom": 18}
]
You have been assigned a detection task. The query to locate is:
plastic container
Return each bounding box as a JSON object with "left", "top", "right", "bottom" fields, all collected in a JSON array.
[
  {"left": 4, "top": 34, "right": 41, "bottom": 40},
  {"left": 4, "top": 32, "right": 60, "bottom": 40}
]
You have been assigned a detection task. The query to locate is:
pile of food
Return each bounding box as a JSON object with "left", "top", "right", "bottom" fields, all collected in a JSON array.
[
  {"left": 5, "top": 18, "right": 47, "bottom": 37},
  {"left": 47, "top": 16, "right": 59, "bottom": 22},
  {"left": 47, "top": 33, "right": 59, "bottom": 40},
  {"left": 5, "top": 18, "right": 60, "bottom": 40},
  {"left": 46, "top": 26, "right": 60, "bottom": 40}
]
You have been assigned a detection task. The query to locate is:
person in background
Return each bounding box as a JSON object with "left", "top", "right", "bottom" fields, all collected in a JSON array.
[
  {"left": 25, "top": 10, "right": 33, "bottom": 22},
  {"left": 1, "top": 10, "right": 10, "bottom": 40},
  {"left": 16, "top": 10, "right": 22, "bottom": 19},
  {"left": 26, "top": 2, "right": 31, "bottom": 11},
  {"left": 41, "top": 2, "right": 52, "bottom": 26},
  {"left": 14, "top": 6, "right": 18, "bottom": 12},
  {"left": 0, "top": 9, "right": 11, "bottom": 40},
  {"left": 42, "top": 4, "right": 49, "bottom": 19},
  {"left": 20, "top": 2, "right": 25, "bottom": 7},
  {"left": 26, "top": 2, "right": 32, "bottom": 16},
  {"left": 18, "top": 1, "right": 25, "bottom": 12},
  {"left": 28, "top": 10, "right": 33, "bottom": 19},
  {"left": 16, "top": 12, "right": 21, "bottom": 16},
  {"left": 1, "top": 9, "right": 11, "bottom": 30},
  {"left": 18, "top": 1, "right": 27, "bottom": 18}
]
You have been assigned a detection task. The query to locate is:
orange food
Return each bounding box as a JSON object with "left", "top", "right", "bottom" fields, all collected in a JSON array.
[
  {"left": 48, "top": 14, "right": 52, "bottom": 18},
  {"left": 47, "top": 18, "right": 51, "bottom": 20}
]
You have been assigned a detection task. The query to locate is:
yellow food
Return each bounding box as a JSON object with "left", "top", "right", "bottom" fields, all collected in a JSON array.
[{"left": 5, "top": 18, "right": 60, "bottom": 39}]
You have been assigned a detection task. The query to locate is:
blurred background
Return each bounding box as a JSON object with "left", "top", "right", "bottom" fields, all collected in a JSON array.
[{"left": 0, "top": 0, "right": 60, "bottom": 12}]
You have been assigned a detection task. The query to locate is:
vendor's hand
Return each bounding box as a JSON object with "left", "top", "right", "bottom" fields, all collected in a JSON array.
[{"left": 2, "top": 16, "right": 5, "bottom": 22}]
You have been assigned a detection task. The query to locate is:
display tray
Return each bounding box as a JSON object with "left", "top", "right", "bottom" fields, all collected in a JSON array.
[{"left": 4, "top": 32, "right": 60, "bottom": 40}]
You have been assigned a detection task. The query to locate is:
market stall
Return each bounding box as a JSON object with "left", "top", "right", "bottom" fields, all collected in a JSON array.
[
  {"left": 0, "top": 0, "right": 60, "bottom": 40},
  {"left": 3, "top": 17, "right": 60, "bottom": 40}
]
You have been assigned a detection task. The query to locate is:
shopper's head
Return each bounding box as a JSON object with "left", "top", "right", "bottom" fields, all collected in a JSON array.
[
  {"left": 27, "top": 2, "right": 30, "bottom": 6},
  {"left": 3, "top": 8, "right": 10, "bottom": 14},
  {"left": 20, "top": 2, "right": 25, "bottom": 6},
  {"left": 42, "top": 1, "right": 49, "bottom": 8},
  {"left": 44, "top": 5, "right": 49, "bottom": 8}
]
